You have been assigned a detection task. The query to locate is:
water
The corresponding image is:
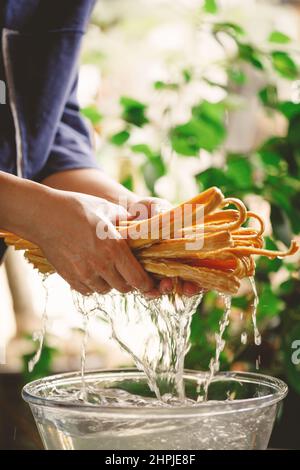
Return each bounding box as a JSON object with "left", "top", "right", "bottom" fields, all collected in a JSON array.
[
  {"left": 28, "top": 275, "right": 49, "bottom": 373},
  {"left": 249, "top": 276, "right": 262, "bottom": 346},
  {"left": 74, "top": 283, "right": 261, "bottom": 404},
  {"left": 79, "top": 315, "right": 89, "bottom": 401},
  {"left": 256, "top": 355, "right": 261, "bottom": 371},
  {"left": 33, "top": 402, "right": 276, "bottom": 450},
  {"left": 26, "top": 370, "right": 283, "bottom": 450},
  {"left": 241, "top": 332, "right": 248, "bottom": 344},
  {"left": 87, "top": 291, "right": 203, "bottom": 401},
  {"left": 200, "top": 295, "right": 232, "bottom": 400},
  {"left": 29, "top": 276, "right": 261, "bottom": 407}
]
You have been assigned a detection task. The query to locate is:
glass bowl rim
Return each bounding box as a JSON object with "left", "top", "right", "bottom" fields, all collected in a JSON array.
[{"left": 22, "top": 368, "right": 288, "bottom": 418}]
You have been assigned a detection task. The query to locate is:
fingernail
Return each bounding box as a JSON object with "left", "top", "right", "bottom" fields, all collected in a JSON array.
[{"left": 162, "top": 285, "right": 173, "bottom": 294}]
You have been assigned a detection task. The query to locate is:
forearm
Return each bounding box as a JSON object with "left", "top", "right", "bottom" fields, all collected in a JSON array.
[
  {"left": 41, "top": 169, "right": 139, "bottom": 208},
  {"left": 0, "top": 171, "right": 52, "bottom": 241}
]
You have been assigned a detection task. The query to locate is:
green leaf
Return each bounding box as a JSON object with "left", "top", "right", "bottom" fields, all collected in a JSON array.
[
  {"left": 238, "top": 44, "right": 264, "bottom": 70},
  {"left": 121, "top": 174, "right": 133, "bottom": 191},
  {"left": 259, "top": 85, "right": 278, "bottom": 107},
  {"left": 228, "top": 68, "right": 246, "bottom": 85},
  {"left": 131, "top": 144, "right": 153, "bottom": 159},
  {"left": 226, "top": 155, "right": 253, "bottom": 189},
  {"left": 171, "top": 111, "right": 225, "bottom": 156},
  {"left": 81, "top": 106, "right": 102, "bottom": 125},
  {"left": 270, "top": 184, "right": 292, "bottom": 213},
  {"left": 171, "top": 122, "right": 202, "bottom": 156},
  {"left": 256, "top": 237, "right": 283, "bottom": 273},
  {"left": 287, "top": 114, "right": 300, "bottom": 146},
  {"left": 277, "top": 101, "right": 300, "bottom": 119},
  {"left": 22, "top": 343, "right": 57, "bottom": 382},
  {"left": 258, "top": 151, "right": 281, "bottom": 170},
  {"left": 154, "top": 81, "right": 179, "bottom": 91},
  {"left": 270, "top": 203, "right": 293, "bottom": 246},
  {"left": 183, "top": 68, "right": 192, "bottom": 83},
  {"left": 143, "top": 158, "right": 166, "bottom": 195},
  {"left": 131, "top": 144, "right": 166, "bottom": 194},
  {"left": 120, "top": 96, "right": 149, "bottom": 127},
  {"left": 110, "top": 130, "right": 130, "bottom": 146},
  {"left": 196, "top": 168, "right": 229, "bottom": 192},
  {"left": 204, "top": 0, "right": 218, "bottom": 14},
  {"left": 257, "top": 284, "right": 284, "bottom": 319},
  {"left": 214, "top": 22, "right": 245, "bottom": 37},
  {"left": 279, "top": 279, "right": 296, "bottom": 296},
  {"left": 271, "top": 51, "right": 298, "bottom": 80},
  {"left": 232, "top": 296, "right": 248, "bottom": 310},
  {"left": 120, "top": 96, "right": 146, "bottom": 109},
  {"left": 171, "top": 100, "right": 226, "bottom": 156},
  {"left": 268, "top": 31, "right": 291, "bottom": 44},
  {"left": 192, "top": 100, "right": 225, "bottom": 126}
]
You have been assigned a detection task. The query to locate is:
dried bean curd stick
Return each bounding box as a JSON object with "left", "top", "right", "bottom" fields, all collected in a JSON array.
[
  {"left": 119, "top": 187, "right": 223, "bottom": 248},
  {"left": 0, "top": 187, "right": 299, "bottom": 295},
  {"left": 141, "top": 259, "right": 240, "bottom": 295}
]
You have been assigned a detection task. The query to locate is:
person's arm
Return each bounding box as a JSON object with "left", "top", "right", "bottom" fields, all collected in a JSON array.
[
  {"left": 42, "top": 168, "right": 139, "bottom": 208},
  {"left": 0, "top": 171, "right": 153, "bottom": 295},
  {"left": 0, "top": 171, "right": 52, "bottom": 241}
]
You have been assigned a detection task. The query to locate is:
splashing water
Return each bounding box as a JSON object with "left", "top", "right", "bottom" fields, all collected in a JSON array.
[
  {"left": 79, "top": 314, "right": 89, "bottom": 401},
  {"left": 71, "top": 292, "right": 100, "bottom": 400},
  {"left": 249, "top": 277, "right": 261, "bottom": 346},
  {"left": 29, "top": 274, "right": 261, "bottom": 405},
  {"left": 28, "top": 275, "right": 49, "bottom": 373},
  {"left": 90, "top": 290, "right": 203, "bottom": 401},
  {"left": 200, "top": 295, "right": 232, "bottom": 401},
  {"left": 241, "top": 332, "right": 248, "bottom": 345}
]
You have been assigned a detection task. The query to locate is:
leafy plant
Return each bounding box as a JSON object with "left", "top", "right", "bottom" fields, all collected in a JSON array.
[{"left": 83, "top": 1, "right": 300, "bottom": 394}]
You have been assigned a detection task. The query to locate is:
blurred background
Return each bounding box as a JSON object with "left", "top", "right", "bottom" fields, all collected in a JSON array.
[{"left": 1, "top": 0, "right": 300, "bottom": 448}]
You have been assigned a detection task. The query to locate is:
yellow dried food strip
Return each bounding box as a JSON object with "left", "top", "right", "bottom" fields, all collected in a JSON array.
[{"left": 141, "top": 259, "right": 240, "bottom": 295}]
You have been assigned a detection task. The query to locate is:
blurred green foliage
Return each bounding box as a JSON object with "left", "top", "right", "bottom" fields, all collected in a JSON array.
[{"left": 81, "top": 2, "right": 300, "bottom": 393}]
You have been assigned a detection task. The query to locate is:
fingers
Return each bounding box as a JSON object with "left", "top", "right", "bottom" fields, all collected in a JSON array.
[
  {"left": 147, "top": 198, "right": 173, "bottom": 216},
  {"left": 158, "top": 279, "right": 202, "bottom": 297},
  {"left": 143, "top": 287, "right": 161, "bottom": 299},
  {"left": 112, "top": 205, "right": 132, "bottom": 225},
  {"left": 159, "top": 278, "right": 174, "bottom": 294},
  {"left": 114, "top": 239, "right": 154, "bottom": 292},
  {"left": 182, "top": 281, "right": 202, "bottom": 296},
  {"left": 87, "top": 277, "right": 111, "bottom": 295},
  {"left": 101, "top": 265, "right": 132, "bottom": 294},
  {"left": 68, "top": 280, "right": 92, "bottom": 296},
  {"left": 128, "top": 197, "right": 172, "bottom": 220}
]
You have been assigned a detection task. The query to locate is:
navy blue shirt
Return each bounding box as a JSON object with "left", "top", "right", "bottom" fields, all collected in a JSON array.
[{"left": 0, "top": 0, "right": 98, "bottom": 259}]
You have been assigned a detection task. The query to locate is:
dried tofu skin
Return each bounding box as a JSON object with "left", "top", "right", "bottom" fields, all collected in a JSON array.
[{"left": 0, "top": 187, "right": 298, "bottom": 295}]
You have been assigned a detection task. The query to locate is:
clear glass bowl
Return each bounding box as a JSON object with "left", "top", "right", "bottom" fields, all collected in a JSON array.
[{"left": 22, "top": 369, "right": 287, "bottom": 450}]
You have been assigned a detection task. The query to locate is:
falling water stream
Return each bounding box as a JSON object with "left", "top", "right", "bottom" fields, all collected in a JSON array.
[
  {"left": 28, "top": 275, "right": 49, "bottom": 373},
  {"left": 201, "top": 295, "right": 232, "bottom": 401},
  {"left": 93, "top": 290, "right": 203, "bottom": 401},
  {"left": 29, "top": 275, "right": 261, "bottom": 405},
  {"left": 249, "top": 276, "right": 261, "bottom": 346}
]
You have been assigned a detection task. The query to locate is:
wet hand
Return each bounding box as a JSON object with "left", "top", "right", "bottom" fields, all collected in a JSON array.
[{"left": 33, "top": 190, "right": 153, "bottom": 296}]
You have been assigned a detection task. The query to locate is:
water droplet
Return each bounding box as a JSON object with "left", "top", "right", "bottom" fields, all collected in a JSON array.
[{"left": 241, "top": 332, "right": 248, "bottom": 345}]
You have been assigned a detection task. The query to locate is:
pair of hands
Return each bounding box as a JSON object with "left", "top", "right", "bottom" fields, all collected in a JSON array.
[{"left": 33, "top": 190, "right": 200, "bottom": 297}]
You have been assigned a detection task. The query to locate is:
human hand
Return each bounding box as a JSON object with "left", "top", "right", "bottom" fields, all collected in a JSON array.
[{"left": 31, "top": 190, "right": 154, "bottom": 295}]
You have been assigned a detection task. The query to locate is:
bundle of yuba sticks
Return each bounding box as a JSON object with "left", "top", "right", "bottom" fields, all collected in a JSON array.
[{"left": 0, "top": 187, "right": 298, "bottom": 295}]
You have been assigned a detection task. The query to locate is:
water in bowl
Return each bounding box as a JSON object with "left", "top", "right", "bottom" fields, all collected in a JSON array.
[{"left": 23, "top": 369, "right": 287, "bottom": 450}]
